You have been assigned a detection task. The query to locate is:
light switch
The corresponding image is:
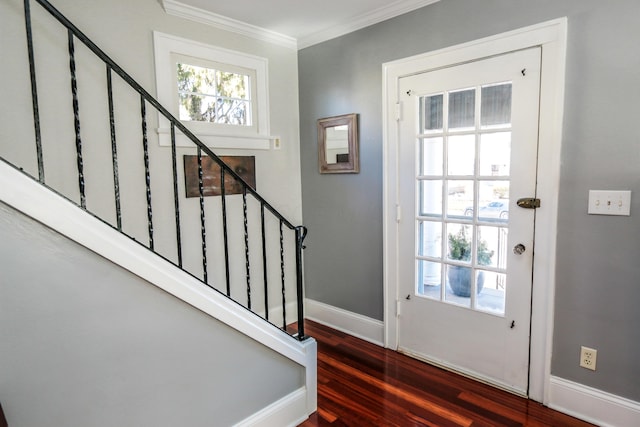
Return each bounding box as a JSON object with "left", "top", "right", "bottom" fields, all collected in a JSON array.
[{"left": 588, "top": 190, "right": 631, "bottom": 216}]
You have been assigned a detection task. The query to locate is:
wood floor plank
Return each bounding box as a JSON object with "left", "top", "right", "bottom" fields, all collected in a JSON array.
[
  {"left": 321, "top": 353, "right": 474, "bottom": 426},
  {"left": 298, "top": 320, "right": 595, "bottom": 427}
]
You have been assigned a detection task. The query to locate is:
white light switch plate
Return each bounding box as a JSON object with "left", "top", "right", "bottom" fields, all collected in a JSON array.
[{"left": 588, "top": 190, "right": 631, "bottom": 216}]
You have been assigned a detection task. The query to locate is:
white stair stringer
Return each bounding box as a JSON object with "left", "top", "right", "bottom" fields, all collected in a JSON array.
[{"left": 0, "top": 160, "right": 317, "bottom": 420}]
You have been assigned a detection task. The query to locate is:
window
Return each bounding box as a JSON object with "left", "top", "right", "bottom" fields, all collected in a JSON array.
[
  {"left": 173, "top": 55, "right": 257, "bottom": 134},
  {"left": 153, "top": 32, "right": 272, "bottom": 149},
  {"left": 176, "top": 61, "right": 252, "bottom": 126}
]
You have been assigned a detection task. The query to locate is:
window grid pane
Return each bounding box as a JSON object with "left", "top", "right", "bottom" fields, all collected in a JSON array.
[
  {"left": 420, "top": 137, "right": 443, "bottom": 176},
  {"left": 481, "top": 83, "right": 512, "bottom": 127},
  {"left": 421, "top": 94, "right": 444, "bottom": 132},
  {"left": 417, "top": 85, "right": 511, "bottom": 314},
  {"left": 419, "top": 180, "right": 443, "bottom": 217},
  {"left": 479, "top": 132, "right": 511, "bottom": 176},
  {"left": 177, "top": 62, "right": 252, "bottom": 126},
  {"left": 448, "top": 88, "right": 475, "bottom": 129}
]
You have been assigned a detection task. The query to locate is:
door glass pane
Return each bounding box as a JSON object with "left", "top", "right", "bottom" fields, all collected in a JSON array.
[
  {"left": 445, "top": 265, "right": 472, "bottom": 307},
  {"left": 449, "top": 88, "right": 475, "bottom": 129},
  {"left": 477, "top": 226, "right": 500, "bottom": 269},
  {"left": 418, "top": 260, "right": 442, "bottom": 299},
  {"left": 447, "top": 134, "right": 475, "bottom": 175},
  {"left": 419, "top": 180, "right": 443, "bottom": 217},
  {"left": 418, "top": 221, "right": 442, "bottom": 258},
  {"left": 481, "top": 83, "right": 512, "bottom": 127},
  {"left": 495, "top": 227, "right": 509, "bottom": 270},
  {"left": 447, "top": 180, "right": 473, "bottom": 218},
  {"left": 420, "top": 137, "right": 443, "bottom": 175},
  {"left": 479, "top": 132, "right": 511, "bottom": 176},
  {"left": 421, "top": 94, "right": 444, "bottom": 132},
  {"left": 446, "top": 223, "right": 472, "bottom": 264},
  {"left": 478, "top": 181, "right": 509, "bottom": 222},
  {"left": 476, "top": 270, "right": 506, "bottom": 315}
]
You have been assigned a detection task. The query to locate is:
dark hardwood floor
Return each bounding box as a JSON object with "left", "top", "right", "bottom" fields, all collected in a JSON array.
[{"left": 297, "top": 320, "right": 594, "bottom": 427}]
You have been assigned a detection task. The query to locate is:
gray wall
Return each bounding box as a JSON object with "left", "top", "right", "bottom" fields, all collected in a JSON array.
[
  {"left": 298, "top": 0, "right": 640, "bottom": 401},
  {"left": 0, "top": 202, "right": 303, "bottom": 426}
]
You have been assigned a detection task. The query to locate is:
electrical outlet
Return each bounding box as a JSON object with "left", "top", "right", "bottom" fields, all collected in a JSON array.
[{"left": 580, "top": 346, "right": 597, "bottom": 371}]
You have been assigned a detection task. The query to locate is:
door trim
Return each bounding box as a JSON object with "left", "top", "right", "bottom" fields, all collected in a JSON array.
[{"left": 382, "top": 18, "right": 567, "bottom": 403}]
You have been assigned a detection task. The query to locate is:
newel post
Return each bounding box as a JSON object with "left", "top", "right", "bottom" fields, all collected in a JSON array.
[{"left": 295, "top": 226, "right": 308, "bottom": 340}]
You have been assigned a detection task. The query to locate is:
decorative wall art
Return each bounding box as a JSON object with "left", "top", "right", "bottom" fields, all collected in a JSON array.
[{"left": 183, "top": 155, "right": 256, "bottom": 198}]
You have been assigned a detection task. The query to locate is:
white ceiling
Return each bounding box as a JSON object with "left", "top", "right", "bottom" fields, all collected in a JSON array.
[{"left": 169, "top": 0, "right": 440, "bottom": 49}]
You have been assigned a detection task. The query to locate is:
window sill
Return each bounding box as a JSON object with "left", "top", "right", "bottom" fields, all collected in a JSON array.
[{"left": 156, "top": 127, "right": 273, "bottom": 150}]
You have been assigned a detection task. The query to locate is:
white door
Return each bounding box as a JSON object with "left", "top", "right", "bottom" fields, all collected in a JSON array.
[{"left": 397, "top": 48, "right": 541, "bottom": 394}]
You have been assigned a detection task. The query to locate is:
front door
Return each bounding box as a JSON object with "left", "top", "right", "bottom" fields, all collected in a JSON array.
[{"left": 397, "top": 48, "right": 541, "bottom": 394}]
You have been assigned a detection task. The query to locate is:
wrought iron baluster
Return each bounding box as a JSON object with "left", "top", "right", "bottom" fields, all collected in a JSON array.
[
  {"left": 68, "top": 30, "right": 85, "bottom": 209},
  {"left": 170, "top": 124, "right": 182, "bottom": 267},
  {"left": 140, "top": 95, "right": 153, "bottom": 249},
  {"left": 106, "top": 65, "right": 122, "bottom": 231},
  {"left": 23, "top": 0, "right": 44, "bottom": 183},
  {"left": 280, "top": 220, "right": 286, "bottom": 330},
  {"left": 295, "top": 226, "right": 308, "bottom": 340},
  {"left": 261, "top": 203, "right": 269, "bottom": 321},
  {"left": 243, "top": 187, "right": 251, "bottom": 309},
  {"left": 221, "top": 167, "right": 231, "bottom": 296},
  {"left": 197, "top": 147, "right": 208, "bottom": 284},
  {"left": 15, "top": 0, "right": 310, "bottom": 342}
]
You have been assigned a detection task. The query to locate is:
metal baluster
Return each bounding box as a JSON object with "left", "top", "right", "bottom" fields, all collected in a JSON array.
[
  {"left": 261, "top": 203, "right": 269, "bottom": 321},
  {"left": 23, "top": 0, "right": 44, "bottom": 183},
  {"left": 243, "top": 187, "right": 251, "bottom": 309},
  {"left": 68, "top": 30, "right": 85, "bottom": 209},
  {"left": 221, "top": 167, "right": 231, "bottom": 296},
  {"left": 17, "top": 0, "right": 311, "bottom": 342},
  {"left": 280, "top": 220, "right": 286, "bottom": 330},
  {"left": 170, "top": 124, "right": 182, "bottom": 267},
  {"left": 140, "top": 96, "right": 153, "bottom": 249},
  {"left": 295, "top": 226, "right": 307, "bottom": 340},
  {"left": 197, "top": 147, "right": 208, "bottom": 283},
  {"left": 106, "top": 65, "right": 122, "bottom": 231}
]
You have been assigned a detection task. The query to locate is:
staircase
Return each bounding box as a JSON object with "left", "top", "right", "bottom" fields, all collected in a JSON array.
[{"left": 0, "top": 0, "right": 315, "bottom": 425}]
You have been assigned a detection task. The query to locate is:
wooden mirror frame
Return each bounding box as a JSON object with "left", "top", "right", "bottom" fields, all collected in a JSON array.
[{"left": 317, "top": 113, "right": 359, "bottom": 174}]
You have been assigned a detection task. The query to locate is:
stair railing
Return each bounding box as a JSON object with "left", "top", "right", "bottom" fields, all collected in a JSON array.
[{"left": 9, "top": 0, "right": 307, "bottom": 340}]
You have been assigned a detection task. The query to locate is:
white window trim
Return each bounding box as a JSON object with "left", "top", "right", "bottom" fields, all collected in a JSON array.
[{"left": 153, "top": 31, "right": 273, "bottom": 150}]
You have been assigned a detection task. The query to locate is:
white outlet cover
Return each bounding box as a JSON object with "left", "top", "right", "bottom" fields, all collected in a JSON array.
[
  {"left": 588, "top": 190, "right": 631, "bottom": 216},
  {"left": 580, "top": 346, "right": 597, "bottom": 371}
]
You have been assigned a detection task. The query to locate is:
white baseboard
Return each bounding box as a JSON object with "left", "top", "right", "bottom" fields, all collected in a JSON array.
[
  {"left": 549, "top": 376, "right": 640, "bottom": 427},
  {"left": 305, "top": 299, "right": 384, "bottom": 346},
  {"left": 233, "top": 387, "right": 309, "bottom": 427}
]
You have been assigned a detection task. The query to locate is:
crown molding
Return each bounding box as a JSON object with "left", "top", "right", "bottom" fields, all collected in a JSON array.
[
  {"left": 161, "top": 0, "right": 440, "bottom": 51},
  {"left": 161, "top": 0, "right": 298, "bottom": 50},
  {"left": 298, "top": 0, "right": 441, "bottom": 49}
]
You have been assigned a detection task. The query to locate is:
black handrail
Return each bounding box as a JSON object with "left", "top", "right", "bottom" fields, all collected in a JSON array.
[{"left": 14, "top": 0, "right": 308, "bottom": 340}]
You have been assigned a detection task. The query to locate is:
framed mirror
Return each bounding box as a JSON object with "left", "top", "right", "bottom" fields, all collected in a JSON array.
[{"left": 317, "top": 113, "right": 359, "bottom": 174}]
